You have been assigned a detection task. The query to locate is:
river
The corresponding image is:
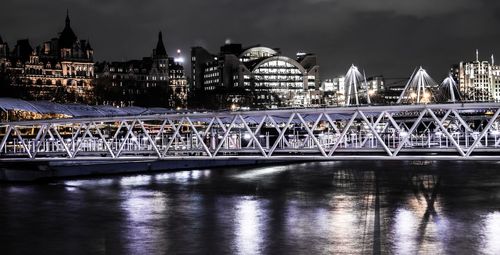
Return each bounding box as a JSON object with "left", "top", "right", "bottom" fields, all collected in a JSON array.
[{"left": 0, "top": 161, "right": 499, "bottom": 254}]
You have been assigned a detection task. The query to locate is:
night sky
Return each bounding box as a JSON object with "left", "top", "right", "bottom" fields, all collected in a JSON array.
[{"left": 1, "top": 0, "right": 500, "bottom": 80}]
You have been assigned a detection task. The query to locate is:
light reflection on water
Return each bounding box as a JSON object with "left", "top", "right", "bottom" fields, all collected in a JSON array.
[
  {"left": 1, "top": 161, "right": 500, "bottom": 254},
  {"left": 232, "top": 165, "right": 289, "bottom": 179},
  {"left": 392, "top": 208, "right": 419, "bottom": 254},
  {"left": 482, "top": 211, "right": 500, "bottom": 254},
  {"left": 123, "top": 190, "right": 168, "bottom": 254},
  {"left": 235, "top": 197, "right": 266, "bottom": 255}
]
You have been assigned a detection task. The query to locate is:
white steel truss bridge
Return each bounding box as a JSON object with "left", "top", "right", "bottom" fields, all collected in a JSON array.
[{"left": 2, "top": 103, "right": 500, "bottom": 162}]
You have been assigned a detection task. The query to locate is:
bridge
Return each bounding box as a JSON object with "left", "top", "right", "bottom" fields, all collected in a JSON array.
[{"left": 1, "top": 103, "right": 500, "bottom": 162}]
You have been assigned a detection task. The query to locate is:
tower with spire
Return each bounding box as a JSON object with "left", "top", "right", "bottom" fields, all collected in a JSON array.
[
  {"left": 58, "top": 10, "right": 78, "bottom": 50},
  {"left": 152, "top": 31, "right": 169, "bottom": 75},
  {"left": 94, "top": 31, "right": 187, "bottom": 108}
]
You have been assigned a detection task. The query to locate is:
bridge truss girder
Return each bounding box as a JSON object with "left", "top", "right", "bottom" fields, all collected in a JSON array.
[{"left": 1, "top": 103, "right": 500, "bottom": 161}]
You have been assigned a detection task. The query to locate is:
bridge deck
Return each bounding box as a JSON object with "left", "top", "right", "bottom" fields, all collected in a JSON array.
[{"left": 1, "top": 103, "right": 500, "bottom": 161}]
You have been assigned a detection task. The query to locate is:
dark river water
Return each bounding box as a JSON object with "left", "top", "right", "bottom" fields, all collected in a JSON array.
[{"left": 1, "top": 161, "right": 500, "bottom": 254}]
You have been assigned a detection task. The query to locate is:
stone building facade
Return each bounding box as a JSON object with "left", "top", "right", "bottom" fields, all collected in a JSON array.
[{"left": 0, "top": 12, "right": 94, "bottom": 103}]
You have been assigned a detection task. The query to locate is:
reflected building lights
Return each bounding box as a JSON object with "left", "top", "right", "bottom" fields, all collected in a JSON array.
[
  {"left": 328, "top": 195, "right": 362, "bottom": 252},
  {"left": 235, "top": 198, "right": 265, "bottom": 255},
  {"left": 482, "top": 211, "right": 500, "bottom": 254},
  {"left": 392, "top": 191, "right": 447, "bottom": 254},
  {"left": 119, "top": 175, "right": 152, "bottom": 186},
  {"left": 393, "top": 208, "right": 418, "bottom": 254},
  {"left": 156, "top": 170, "right": 211, "bottom": 182},
  {"left": 64, "top": 180, "right": 85, "bottom": 187},
  {"left": 65, "top": 186, "right": 77, "bottom": 192},
  {"left": 233, "top": 166, "right": 289, "bottom": 179},
  {"left": 63, "top": 178, "right": 114, "bottom": 188},
  {"left": 123, "top": 190, "right": 168, "bottom": 254}
]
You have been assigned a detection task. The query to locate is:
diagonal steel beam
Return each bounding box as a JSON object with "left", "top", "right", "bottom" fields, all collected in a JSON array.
[
  {"left": 386, "top": 113, "right": 402, "bottom": 133},
  {"left": 427, "top": 109, "right": 465, "bottom": 157},
  {"left": 324, "top": 113, "right": 341, "bottom": 134},
  {"left": 115, "top": 120, "right": 138, "bottom": 157},
  {"left": 328, "top": 111, "right": 358, "bottom": 156},
  {"left": 239, "top": 115, "right": 267, "bottom": 157},
  {"left": 358, "top": 111, "right": 393, "bottom": 156},
  {"left": 138, "top": 121, "right": 161, "bottom": 157},
  {"left": 393, "top": 109, "right": 427, "bottom": 156},
  {"left": 123, "top": 121, "right": 141, "bottom": 148},
  {"left": 266, "top": 114, "right": 292, "bottom": 148},
  {"left": 0, "top": 125, "right": 13, "bottom": 153},
  {"left": 50, "top": 124, "right": 73, "bottom": 158},
  {"left": 216, "top": 116, "right": 228, "bottom": 133},
  {"left": 93, "top": 121, "right": 116, "bottom": 158},
  {"left": 245, "top": 116, "right": 267, "bottom": 148},
  {"left": 297, "top": 113, "right": 327, "bottom": 157},
  {"left": 73, "top": 123, "right": 93, "bottom": 157},
  {"left": 452, "top": 110, "right": 473, "bottom": 132},
  {"left": 452, "top": 110, "right": 483, "bottom": 146},
  {"left": 13, "top": 126, "right": 32, "bottom": 158},
  {"left": 186, "top": 117, "right": 212, "bottom": 157},
  {"left": 360, "top": 111, "right": 386, "bottom": 147},
  {"left": 203, "top": 117, "right": 216, "bottom": 136},
  {"left": 268, "top": 113, "right": 295, "bottom": 157},
  {"left": 154, "top": 119, "right": 168, "bottom": 141},
  {"left": 112, "top": 121, "right": 125, "bottom": 139},
  {"left": 440, "top": 109, "right": 452, "bottom": 123},
  {"left": 301, "top": 113, "right": 324, "bottom": 148},
  {"left": 162, "top": 117, "right": 185, "bottom": 156},
  {"left": 466, "top": 108, "right": 500, "bottom": 156},
  {"left": 69, "top": 123, "right": 84, "bottom": 152},
  {"left": 213, "top": 115, "right": 237, "bottom": 156},
  {"left": 32, "top": 124, "right": 49, "bottom": 158}
]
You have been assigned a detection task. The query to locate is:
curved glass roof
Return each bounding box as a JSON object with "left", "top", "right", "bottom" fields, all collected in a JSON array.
[
  {"left": 0, "top": 98, "right": 174, "bottom": 118},
  {"left": 240, "top": 46, "right": 278, "bottom": 62}
]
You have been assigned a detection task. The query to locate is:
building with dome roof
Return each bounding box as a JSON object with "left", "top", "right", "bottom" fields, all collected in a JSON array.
[{"left": 0, "top": 11, "right": 94, "bottom": 103}]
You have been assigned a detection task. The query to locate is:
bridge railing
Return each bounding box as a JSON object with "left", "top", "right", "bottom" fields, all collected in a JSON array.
[{"left": 1, "top": 103, "right": 500, "bottom": 160}]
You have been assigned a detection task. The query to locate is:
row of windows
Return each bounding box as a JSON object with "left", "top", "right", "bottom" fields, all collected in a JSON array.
[
  {"left": 254, "top": 75, "right": 303, "bottom": 82},
  {"left": 254, "top": 82, "right": 303, "bottom": 88}
]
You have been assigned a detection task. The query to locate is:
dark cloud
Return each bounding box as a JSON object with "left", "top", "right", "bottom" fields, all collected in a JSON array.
[{"left": 0, "top": 0, "right": 499, "bottom": 80}]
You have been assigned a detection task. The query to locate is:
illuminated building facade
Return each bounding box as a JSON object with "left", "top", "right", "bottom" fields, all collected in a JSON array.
[
  {"left": 457, "top": 51, "right": 500, "bottom": 102},
  {"left": 94, "top": 32, "right": 187, "bottom": 108},
  {"left": 0, "top": 12, "right": 94, "bottom": 102},
  {"left": 169, "top": 50, "right": 189, "bottom": 107},
  {"left": 190, "top": 43, "right": 320, "bottom": 108},
  {"left": 365, "top": 76, "right": 385, "bottom": 94}
]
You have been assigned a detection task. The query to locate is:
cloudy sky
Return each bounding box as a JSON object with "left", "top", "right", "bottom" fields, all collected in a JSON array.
[{"left": 1, "top": 0, "right": 499, "bottom": 80}]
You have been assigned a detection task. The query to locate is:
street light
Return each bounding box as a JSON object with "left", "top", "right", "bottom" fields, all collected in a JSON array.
[
  {"left": 410, "top": 92, "right": 417, "bottom": 103},
  {"left": 243, "top": 133, "right": 251, "bottom": 140}
]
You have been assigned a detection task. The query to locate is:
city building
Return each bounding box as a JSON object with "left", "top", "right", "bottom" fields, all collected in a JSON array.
[
  {"left": 0, "top": 36, "right": 9, "bottom": 71},
  {"left": 365, "top": 76, "right": 385, "bottom": 94},
  {"left": 190, "top": 46, "right": 214, "bottom": 92},
  {"left": 456, "top": 50, "right": 500, "bottom": 102},
  {"left": 0, "top": 12, "right": 94, "bottom": 103},
  {"left": 321, "top": 79, "right": 334, "bottom": 92},
  {"left": 169, "top": 50, "right": 189, "bottom": 106},
  {"left": 364, "top": 76, "right": 385, "bottom": 104},
  {"left": 321, "top": 76, "right": 346, "bottom": 106},
  {"left": 322, "top": 74, "right": 385, "bottom": 106},
  {"left": 190, "top": 43, "right": 321, "bottom": 108},
  {"left": 94, "top": 32, "right": 187, "bottom": 108}
]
